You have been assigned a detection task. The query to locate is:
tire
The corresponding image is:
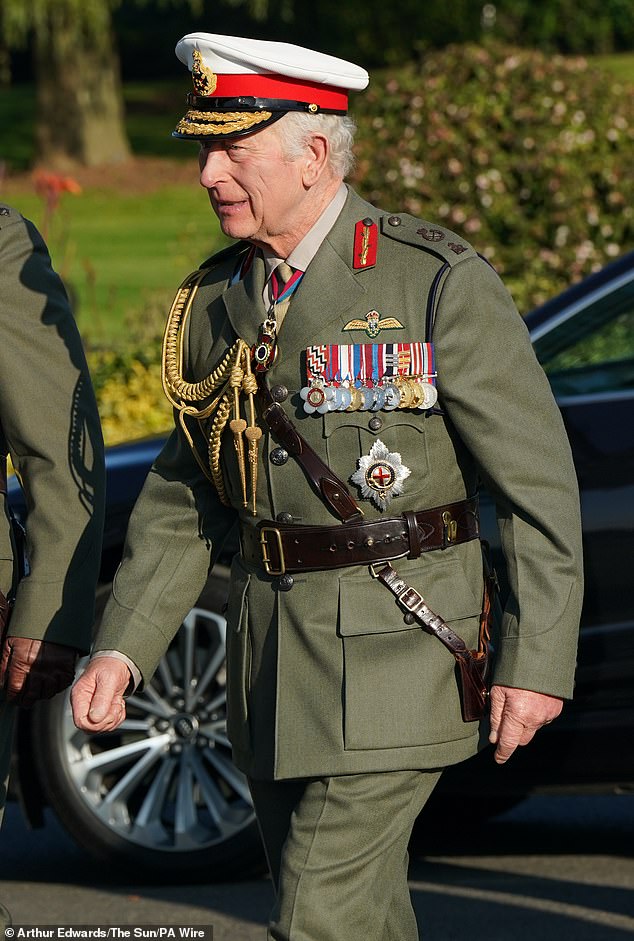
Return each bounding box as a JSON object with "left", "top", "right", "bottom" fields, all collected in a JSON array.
[{"left": 33, "top": 567, "right": 264, "bottom": 882}]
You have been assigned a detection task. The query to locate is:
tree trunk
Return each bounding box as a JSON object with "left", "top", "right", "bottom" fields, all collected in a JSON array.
[{"left": 34, "top": 12, "right": 130, "bottom": 168}]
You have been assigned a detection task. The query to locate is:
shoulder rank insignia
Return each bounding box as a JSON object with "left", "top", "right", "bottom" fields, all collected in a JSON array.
[
  {"left": 353, "top": 218, "right": 378, "bottom": 269},
  {"left": 343, "top": 310, "right": 404, "bottom": 338},
  {"left": 417, "top": 227, "right": 444, "bottom": 241}
]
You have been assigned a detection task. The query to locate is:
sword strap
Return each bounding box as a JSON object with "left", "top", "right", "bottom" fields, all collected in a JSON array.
[{"left": 256, "top": 374, "right": 363, "bottom": 523}]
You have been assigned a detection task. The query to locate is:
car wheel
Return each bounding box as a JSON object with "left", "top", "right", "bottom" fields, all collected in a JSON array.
[{"left": 32, "top": 568, "right": 264, "bottom": 881}]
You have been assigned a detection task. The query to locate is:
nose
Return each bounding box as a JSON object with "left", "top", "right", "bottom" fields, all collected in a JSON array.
[{"left": 199, "top": 147, "right": 229, "bottom": 189}]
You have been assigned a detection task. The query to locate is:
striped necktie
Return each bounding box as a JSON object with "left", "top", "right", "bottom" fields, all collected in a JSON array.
[{"left": 271, "top": 261, "right": 302, "bottom": 329}]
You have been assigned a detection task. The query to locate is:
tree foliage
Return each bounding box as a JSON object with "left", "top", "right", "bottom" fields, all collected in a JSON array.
[
  {"left": 198, "top": 0, "right": 634, "bottom": 62},
  {"left": 351, "top": 42, "right": 634, "bottom": 311}
]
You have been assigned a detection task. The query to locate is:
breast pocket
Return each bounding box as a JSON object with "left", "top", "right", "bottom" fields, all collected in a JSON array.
[
  {"left": 323, "top": 410, "right": 430, "bottom": 505},
  {"left": 338, "top": 555, "right": 481, "bottom": 750}
]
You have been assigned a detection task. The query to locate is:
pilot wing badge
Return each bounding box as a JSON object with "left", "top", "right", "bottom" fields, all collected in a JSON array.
[
  {"left": 351, "top": 438, "right": 411, "bottom": 510},
  {"left": 343, "top": 310, "right": 404, "bottom": 339}
]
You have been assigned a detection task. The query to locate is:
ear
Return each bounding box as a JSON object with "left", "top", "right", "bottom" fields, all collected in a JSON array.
[{"left": 301, "top": 133, "right": 330, "bottom": 187}]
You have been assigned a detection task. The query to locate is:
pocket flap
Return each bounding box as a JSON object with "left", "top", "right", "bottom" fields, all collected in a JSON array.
[{"left": 338, "top": 556, "right": 480, "bottom": 637}]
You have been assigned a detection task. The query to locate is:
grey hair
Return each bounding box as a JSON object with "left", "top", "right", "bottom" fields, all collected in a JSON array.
[{"left": 274, "top": 112, "right": 357, "bottom": 178}]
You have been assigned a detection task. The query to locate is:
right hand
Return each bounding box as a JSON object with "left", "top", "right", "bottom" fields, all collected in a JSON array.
[
  {"left": 71, "top": 657, "right": 132, "bottom": 732},
  {"left": 0, "top": 636, "right": 78, "bottom": 708}
]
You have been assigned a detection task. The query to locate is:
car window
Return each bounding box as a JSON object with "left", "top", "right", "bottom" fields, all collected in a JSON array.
[{"left": 533, "top": 278, "right": 634, "bottom": 397}]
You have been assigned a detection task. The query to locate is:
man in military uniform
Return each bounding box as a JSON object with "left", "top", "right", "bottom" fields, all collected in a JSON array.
[
  {"left": 0, "top": 204, "right": 105, "bottom": 924},
  {"left": 72, "top": 34, "right": 582, "bottom": 940}
]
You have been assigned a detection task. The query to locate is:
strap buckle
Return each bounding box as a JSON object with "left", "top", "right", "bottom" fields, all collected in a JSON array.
[{"left": 259, "top": 526, "right": 286, "bottom": 576}]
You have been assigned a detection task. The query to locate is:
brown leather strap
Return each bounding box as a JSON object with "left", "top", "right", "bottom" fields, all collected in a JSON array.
[
  {"left": 373, "top": 560, "right": 490, "bottom": 722},
  {"left": 256, "top": 375, "right": 363, "bottom": 523},
  {"left": 374, "top": 561, "right": 470, "bottom": 657},
  {"left": 240, "top": 496, "right": 479, "bottom": 575}
]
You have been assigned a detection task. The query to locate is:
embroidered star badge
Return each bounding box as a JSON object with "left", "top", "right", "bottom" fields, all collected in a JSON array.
[
  {"left": 342, "top": 310, "right": 404, "bottom": 339},
  {"left": 350, "top": 438, "right": 411, "bottom": 510}
]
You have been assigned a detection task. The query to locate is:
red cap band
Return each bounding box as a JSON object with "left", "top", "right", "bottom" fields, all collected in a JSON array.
[{"left": 205, "top": 73, "right": 349, "bottom": 110}]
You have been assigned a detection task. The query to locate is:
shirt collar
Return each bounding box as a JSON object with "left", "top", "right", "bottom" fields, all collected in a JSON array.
[{"left": 261, "top": 182, "right": 348, "bottom": 290}]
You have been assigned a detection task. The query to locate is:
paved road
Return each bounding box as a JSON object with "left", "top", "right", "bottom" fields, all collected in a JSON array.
[{"left": 1, "top": 794, "right": 633, "bottom": 940}]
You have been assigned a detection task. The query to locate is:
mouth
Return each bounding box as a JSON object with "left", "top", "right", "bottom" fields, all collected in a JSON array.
[{"left": 214, "top": 198, "right": 249, "bottom": 217}]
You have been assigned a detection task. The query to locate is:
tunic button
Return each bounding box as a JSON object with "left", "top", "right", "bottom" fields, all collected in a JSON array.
[
  {"left": 270, "top": 384, "right": 289, "bottom": 403},
  {"left": 270, "top": 447, "right": 289, "bottom": 466},
  {"left": 368, "top": 416, "right": 383, "bottom": 432},
  {"left": 362, "top": 216, "right": 374, "bottom": 226},
  {"left": 276, "top": 512, "right": 294, "bottom": 524},
  {"left": 388, "top": 215, "right": 401, "bottom": 226},
  {"left": 277, "top": 574, "right": 294, "bottom": 592}
]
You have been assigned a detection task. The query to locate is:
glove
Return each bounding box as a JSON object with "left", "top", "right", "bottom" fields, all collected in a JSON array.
[{"left": 0, "top": 636, "right": 78, "bottom": 708}]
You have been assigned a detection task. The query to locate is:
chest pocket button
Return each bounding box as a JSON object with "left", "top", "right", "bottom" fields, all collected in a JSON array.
[{"left": 270, "top": 447, "right": 289, "bottom": 466}]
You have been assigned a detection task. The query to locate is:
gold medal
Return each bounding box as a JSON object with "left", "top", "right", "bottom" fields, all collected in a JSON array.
[
  {"left": 395, "top": 378, "right": 414, "bottom": 409},
  {"left": 346, "top": 387, "right": 363, "bottom": 411}
]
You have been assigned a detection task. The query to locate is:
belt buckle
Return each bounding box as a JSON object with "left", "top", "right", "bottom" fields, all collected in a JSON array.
[{"left": 259, "top": 526, "right": 286, "bottom": 576}]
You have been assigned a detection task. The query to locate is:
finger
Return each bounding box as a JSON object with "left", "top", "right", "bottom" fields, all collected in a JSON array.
[
  {"left": 488, "top": 687, "right": 506, "bottom": 744},
  {"left": 70, "top": 674, "right": 98, "bottom": 727},
  {"left": 493, "top": 713, "right": 526, "bottom": 764}
]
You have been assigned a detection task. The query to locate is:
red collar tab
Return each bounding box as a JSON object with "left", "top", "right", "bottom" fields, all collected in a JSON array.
[{"left": 353, "top": 218, "right": 378, "bottom": 270}]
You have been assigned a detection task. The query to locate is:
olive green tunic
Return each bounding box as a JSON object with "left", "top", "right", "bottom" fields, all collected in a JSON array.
[
  {"left": 95, "top": 187, "right": 582, "bottom": 780},
  {"left": 0, "top": 204, "right": 105, "bottom": 808}
]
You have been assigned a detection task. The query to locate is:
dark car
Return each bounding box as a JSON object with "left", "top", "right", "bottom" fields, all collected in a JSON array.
[{"left": 9, "top": 250, "right": 634, "bottom": 878}]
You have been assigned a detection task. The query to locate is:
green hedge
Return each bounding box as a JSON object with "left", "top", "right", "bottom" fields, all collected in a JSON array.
[{"left": 351, "top": 42, "right": 634, "bottom": 311}]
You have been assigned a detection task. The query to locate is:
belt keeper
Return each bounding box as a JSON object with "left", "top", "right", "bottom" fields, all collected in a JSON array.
[{"left": 404, "top": 511, "right": 422, "bottom": 559}]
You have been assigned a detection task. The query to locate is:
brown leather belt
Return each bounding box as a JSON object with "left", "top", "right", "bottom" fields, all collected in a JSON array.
[{"left": 239, "top": 496, "right": 479, "bottom": 576}]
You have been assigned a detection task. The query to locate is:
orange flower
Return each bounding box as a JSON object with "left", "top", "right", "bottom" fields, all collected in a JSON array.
[{"left": 33, "top": 170, "right": 82, "bottom": 204}]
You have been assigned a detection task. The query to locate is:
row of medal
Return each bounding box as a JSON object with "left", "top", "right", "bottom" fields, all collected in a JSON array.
[
  {"left": 301, "top": 341, "right": 438, "bottom": 415},
  {"left": 299, "top": 376, "right": 438, "bottom": 414}
]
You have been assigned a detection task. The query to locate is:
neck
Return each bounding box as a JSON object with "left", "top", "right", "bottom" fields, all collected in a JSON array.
[{"left": 251, "top": 175, "right": 343, "bottom": 257}]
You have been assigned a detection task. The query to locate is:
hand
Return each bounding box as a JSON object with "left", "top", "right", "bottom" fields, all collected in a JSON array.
[
  {"left": 71, "top": 657, "right": 132, "bottom": 732},
  {"left": 0, "top": 636, "right": 78, "bottom": 708},
  {"left": 489, "top": 684, "right": 563, "bottom": 764}
]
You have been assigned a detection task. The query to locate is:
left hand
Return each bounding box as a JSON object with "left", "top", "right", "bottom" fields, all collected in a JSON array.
[
  {"left": 0, "top": 636, "right": 78, "bottom": 708},
  {"left": 489, "top": 684, "right": 563, "bottom": 764}
]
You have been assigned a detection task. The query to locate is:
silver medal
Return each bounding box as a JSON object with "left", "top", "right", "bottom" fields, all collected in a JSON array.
[
  {"left": 415, "top": 381, "right": 438, "bottom": 410},
  {"left": 383, "top": 383, "right": 401, "bottom": 411},
  {"left": 336, "top": 387, "right": 353, "bottom": 410},
  {"left": 370, "top": 387, "right": 386, "bottom": 411}
]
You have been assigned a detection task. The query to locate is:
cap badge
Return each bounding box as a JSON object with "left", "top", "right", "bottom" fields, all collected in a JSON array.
[
  {"left": 351, "top": 438, "right": 411, "bottom": 510},
  {"left": 191, "top": 49, "right": 217, "bottom": 96},
  {"left": 342, "top": 310, "right": 404, "bottom": 339}
]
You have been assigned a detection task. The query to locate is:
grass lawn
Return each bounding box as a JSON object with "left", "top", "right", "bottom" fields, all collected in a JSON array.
[
  {"left": 1, "top": 80, "right": 228, "bottom": 345},
  {"left": 3, "top": 175, "right": 224, "bottom": 342},
  {"left": 2, "top": 180, "right": 227, "bottom": 345},
  {"left": 594, "top": 52, "right": 634, "bottom": 82}
]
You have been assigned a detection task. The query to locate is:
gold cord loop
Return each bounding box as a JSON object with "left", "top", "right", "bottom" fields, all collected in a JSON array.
[{"left": 162, "top": 268, "right": 262, "bottom": 514}]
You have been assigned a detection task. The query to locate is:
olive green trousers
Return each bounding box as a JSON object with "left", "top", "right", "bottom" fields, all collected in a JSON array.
[{"left": 249, "top": 768, "right": 443, "bottom": 941}]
